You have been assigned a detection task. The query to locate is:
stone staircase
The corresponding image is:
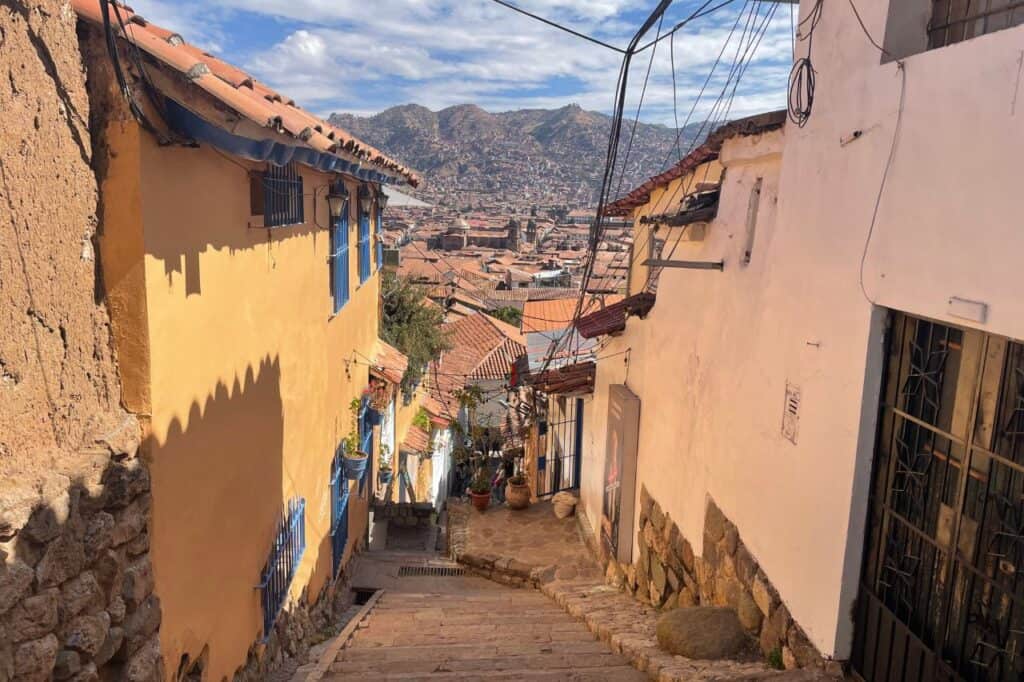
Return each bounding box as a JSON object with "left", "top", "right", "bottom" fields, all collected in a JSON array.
[{"left": 323, "top": 589, "right": 647, "bottom": 681}]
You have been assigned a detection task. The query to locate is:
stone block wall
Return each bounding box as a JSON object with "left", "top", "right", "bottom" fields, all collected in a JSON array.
[
  {"left": 602, "top": 486, "right": 832, "bottom": 673},
  {"left": 0, "top": 425, "right": 164, "bottom": 682}
]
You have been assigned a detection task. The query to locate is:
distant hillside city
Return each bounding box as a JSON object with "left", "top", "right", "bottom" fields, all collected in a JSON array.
[{"left": 331, "top": 103, "right": 699, "bottom": 303}]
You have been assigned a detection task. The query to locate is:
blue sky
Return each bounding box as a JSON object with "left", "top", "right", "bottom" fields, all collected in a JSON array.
[{"left": 127, "top": 0, "right": 795, "bottom": 124}]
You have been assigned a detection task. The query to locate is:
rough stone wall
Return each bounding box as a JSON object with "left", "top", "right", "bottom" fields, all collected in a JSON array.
[
  {"left": 0, "top": 446, "right": 164, "bottom": 682},
  {"left": 603, "top": 487, "right": 835, "bottom": 674},
  {"left": 1, "top": 3, "right": 164, "bottom": 680},
  {"left": 231, "top": 566, "right": 357, "bottom": 682}
]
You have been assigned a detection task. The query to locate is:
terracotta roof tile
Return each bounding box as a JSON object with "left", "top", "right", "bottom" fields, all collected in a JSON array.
[
  {"left": 605, "top": 110, "right": 785, "bottom": 215},
  {"left": 371, "top": 339, "right": 408, "bottom": 386},
  {"left": 441, "top": 313, "right": 526, "bottom": 383},
  {"left": 576, "top": 292, "right": 656, "bottom": 339},
  {"left": 402, "top": 425, "right": 431, "bottom": 454},
  {"left": 522, "top": 295, "right": 624, "bottom": 334},
  {"left": 71, "top": 0, "right": 419, "bottom": 186}
]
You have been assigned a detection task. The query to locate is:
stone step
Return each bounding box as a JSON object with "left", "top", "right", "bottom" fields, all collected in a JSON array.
[
  {"left": 331, "top": 651, "right": 631, "bottom": 674},
  {"left": 323, "top": 664, "right": 647, "bottom": 681},
  {"left": 361, "top": 613, "right": 578, "bottom": 628},
  {"left": 339, "top": 639, "right": 612, "bottom": 663},
  {"left": 348, "top": 626, "right": 600, "bottom": 648}
]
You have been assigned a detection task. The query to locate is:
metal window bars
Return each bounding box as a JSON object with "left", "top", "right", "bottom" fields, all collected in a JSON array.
[
  {"left": 263, "top": 162, "right": 304, "bottom": 228},
  {"left": 358, "top": 209, "right": 372, "bottom": 284},
  {"left": 929, "top": 0, "right": 1024, "bottom": 49},
  {"left": 330, "top": 450, "right": 350, "bottom": 576},
  {"left": 258, "top": 497, "right": 306, "bottom": 640}
]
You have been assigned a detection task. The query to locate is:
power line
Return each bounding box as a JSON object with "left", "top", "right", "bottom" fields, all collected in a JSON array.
[
  {"left": 485, "top": 0, "right": 627, "bottom": 53},
  {"left": 536, "top": 0, "right": 675, "bottom": 378}
]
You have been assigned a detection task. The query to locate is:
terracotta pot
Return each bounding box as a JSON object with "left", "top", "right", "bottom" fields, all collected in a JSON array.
[
  {"left": 506, "top": 482, "right": 531, "bottom": 510},
  {"left": 470, "top": 491, "right": 491, "bottom": 512}
]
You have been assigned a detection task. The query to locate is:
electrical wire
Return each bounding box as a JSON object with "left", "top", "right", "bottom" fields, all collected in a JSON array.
[
  {"left": 787, "top": 0, "right": 821, "bottom": 127},
  {"left": 486, "top": 0, "right": 627, "bottom": 53},
  {"left": 858, "top": 61, "right": 906, "bottom": 304},
  {"left": 634, "top": 0, "right": 740, "bottom": 52}
]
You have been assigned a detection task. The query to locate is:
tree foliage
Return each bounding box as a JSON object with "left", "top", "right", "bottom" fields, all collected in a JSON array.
[
  {"left": 489, "top": 306, "right": 522, "bottom": 327},
  {"left": 380, "top": 272, "right": 451, "bottom": 397}
]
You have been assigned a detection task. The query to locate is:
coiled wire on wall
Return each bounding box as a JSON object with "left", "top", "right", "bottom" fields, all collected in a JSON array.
[{"left": 787, "top": 0, "right": 823, "bottom": 127}]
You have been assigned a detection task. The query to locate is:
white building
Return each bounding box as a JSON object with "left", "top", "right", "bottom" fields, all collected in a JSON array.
[{"left": 572, "top": 4, "right": 1024, "bottom": 680}]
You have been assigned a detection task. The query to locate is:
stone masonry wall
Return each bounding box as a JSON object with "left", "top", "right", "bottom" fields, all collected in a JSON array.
[
  {"left": 602, "top": 486, "right": 836, "bottom": 674},
  {"left": 0, "top": 427, "right": 164, "bottom": 682}
]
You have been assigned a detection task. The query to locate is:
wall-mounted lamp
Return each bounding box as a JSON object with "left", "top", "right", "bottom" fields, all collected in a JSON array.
[
  {"left": 358, "top": 184, "right": 373, "bottom": 215},
  {"left": 376, "top": 186, "right": 390, "bottom": 212},
  {"left": 327, "top": 183, "right": 349, "bottom": 219}
]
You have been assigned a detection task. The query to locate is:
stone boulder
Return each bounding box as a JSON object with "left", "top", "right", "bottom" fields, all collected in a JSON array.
[{"left": 656, "top": 606, "right": 748, "bottom": 660}]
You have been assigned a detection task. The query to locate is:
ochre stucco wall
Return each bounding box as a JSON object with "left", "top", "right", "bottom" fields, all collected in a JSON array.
[{"left": 102, "top": 129, "right": 382, "bottom": 679}]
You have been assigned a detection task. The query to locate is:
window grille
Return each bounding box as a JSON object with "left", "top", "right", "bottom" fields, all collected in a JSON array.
[
  {"left": 262, "top": 163, "right": 304, "bottom": 228},
  {"left": 929, "top": 0, "right": 1024, "bottom": 49},
  {"left": 331, "top": 194, "right": 350, "bottom": 313},
  {"left": 258, "top": 497, "right": 305, "bottom": 639},
  {"left": 358, "top": 208, "right": 372, "bottom": 284},
  {"left": 330, "top": 450, "right": 350, "bottom": 576}
]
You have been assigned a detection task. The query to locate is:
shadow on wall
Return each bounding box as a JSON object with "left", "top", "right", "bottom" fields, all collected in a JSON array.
[
  {"left": 0, "top": 441, "right": 164, "bottom": 681},
  {"left": 137, "top": 141, "right": 325, "bottom": 290},
  {"left": 145, "top": 354, "right": 286, "bottom": 681}
]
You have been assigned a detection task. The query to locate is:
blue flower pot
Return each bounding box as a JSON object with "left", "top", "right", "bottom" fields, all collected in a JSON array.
[
  {"left": 343, "top": 453, "right": 369, "bottom": 481},
  {"left": 378, "top": 469, "right": 393, "bottom": 486}
]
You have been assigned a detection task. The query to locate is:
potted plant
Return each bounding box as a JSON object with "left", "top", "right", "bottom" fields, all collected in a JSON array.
[
  {"left": 469, "top": 465, "right": 491, "bottom": 512},
  {"left": 378, "top": 444, "right": 393, "bottom": 486},
  {"left": 342, "top": 398, "right": 369, "bottom": 481},
  {"left": 505, "top": 472, "right": 531, "bottom": 510}
]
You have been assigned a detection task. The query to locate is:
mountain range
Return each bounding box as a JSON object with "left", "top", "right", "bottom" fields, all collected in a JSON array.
[{"left": 328, "top": 104, "right": 698, "bottom": 209}]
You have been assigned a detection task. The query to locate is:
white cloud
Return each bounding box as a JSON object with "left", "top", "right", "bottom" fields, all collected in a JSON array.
[{"left": 125, "top": 0, "right": 794, "bottom": 126}]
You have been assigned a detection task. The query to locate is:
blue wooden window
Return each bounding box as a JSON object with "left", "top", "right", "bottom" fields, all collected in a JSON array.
[
  {"left": 330, "top": 450, "right": 350, "bottom": 576},
  {"left": 258, "top": 497, "right": 305, "bottom": 639},
  {"left": 330, "top": 192, "right": 350, "bottom": 313},
  {"left": 358, "top": 209, "right": 371, "bottom": 284},
  {"left": 375, "top": 208, "right": 384, "bottom": 272},
  {"left": 260, "top": 162, "right": 304, "bottom": 227},
  {"left": 358, "top": 398, "right": 374, "bottom": 497}
]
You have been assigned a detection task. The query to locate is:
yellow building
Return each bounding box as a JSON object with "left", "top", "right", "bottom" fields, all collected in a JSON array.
[{"left": 72, "top": 1, "right": 419, "bottom": 678}]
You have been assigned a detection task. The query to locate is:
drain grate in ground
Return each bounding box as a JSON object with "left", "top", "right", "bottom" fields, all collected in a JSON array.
[{"left": 397, "top": 565, "right": 465, "bottom": 578}]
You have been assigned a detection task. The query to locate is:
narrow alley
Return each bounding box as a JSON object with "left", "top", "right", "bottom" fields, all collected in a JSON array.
[{"left": 314, "top": 511, "right": 646, "bottom": 681}]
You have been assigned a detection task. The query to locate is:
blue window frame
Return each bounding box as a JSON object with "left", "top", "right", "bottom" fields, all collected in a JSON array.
[
  {"left": 375, "top": 208, "right": 384, "bottom": 272},
  {"left": 330, "top": 192, "right": 350, "bottom": 313},
  {"left": 358, "top": 209, "right": 371, "bottom": 284},
  {"left": 330, "top": 450, "right": 350, "bottom": 576},
  {"left": 258, "top": 162, "right": 304, "bottom": 228},
  {"left": 258, "top": 497, "right": 306, "bottom": 639},
  {"left": 358, "top": 398, "right": 374, "bottom": 498}
]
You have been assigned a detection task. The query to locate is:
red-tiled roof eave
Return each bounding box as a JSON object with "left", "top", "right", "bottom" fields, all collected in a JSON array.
[
  {"left": 71, "top": 0, "right": 420, "bottom": 186},
  {"left": 402, "top": 425, "right": 431, "bottom": 454},
  {"left": 603, "top": 110, "right": 786, "bottom": 216},
  {"left": 532, "top": 361, "right": 596, "bottom": 395},
  {"left": 576, "top": 292, "right": 656, "bottom": 339}
]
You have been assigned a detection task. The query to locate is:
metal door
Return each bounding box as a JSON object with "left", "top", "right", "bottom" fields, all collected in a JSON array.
[
  {"left": 536, "top": 396, "right": 584, "bottom": 497},
  {"left": 852, "top": 312, "right": 1024, "bottom": 681}
]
